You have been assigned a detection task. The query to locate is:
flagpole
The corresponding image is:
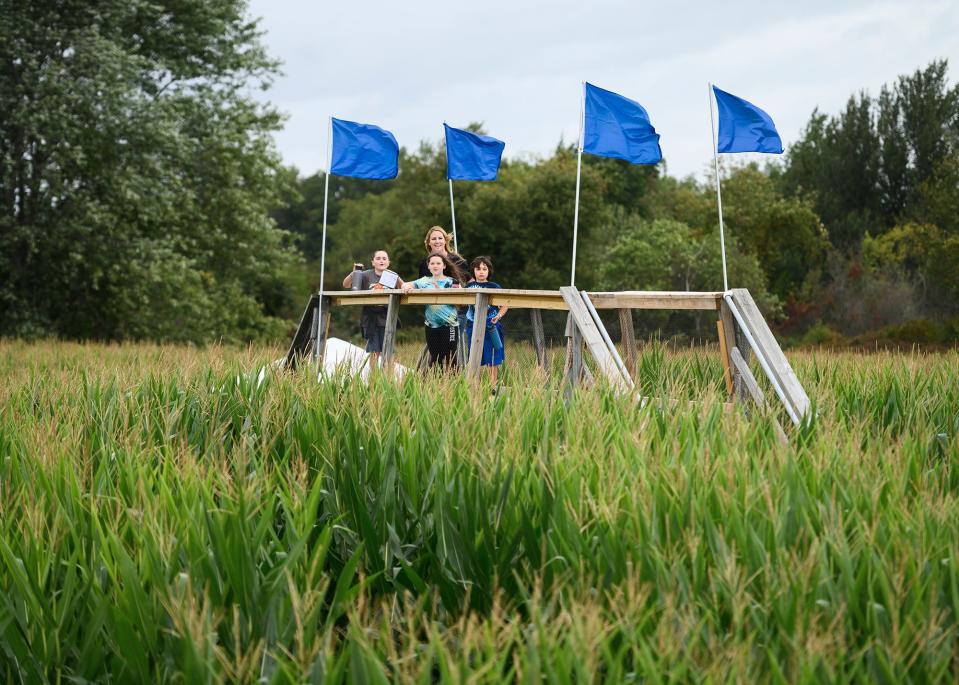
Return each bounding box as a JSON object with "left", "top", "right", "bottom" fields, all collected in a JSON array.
[
  {"left": 315, "top": 116, "right": 332, "bottom": 365},
  {"left": 708, "top": 83, "right": 729, "bottom": 291},
  {"left": 570, "top": 81, "right": 585, "bottom": 287},
  {"left": 448, "top": 179, "right": 458, "bottom": 253}
]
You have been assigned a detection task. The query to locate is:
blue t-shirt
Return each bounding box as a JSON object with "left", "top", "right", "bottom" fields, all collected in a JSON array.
[
  {"left": 411, "top": 276, "right": 458, "bottom": 328},
  {"left": 465, "top": 281, "right": 502, "bottom": 323}
]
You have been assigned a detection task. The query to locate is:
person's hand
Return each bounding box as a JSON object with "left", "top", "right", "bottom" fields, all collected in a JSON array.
[
  {"left": 451, "top": 282, "right": 461, "bottom": 289},
  {"left": 401, "top": 282, "right": 414, "bottom": 293},
  {"left": 370, "top": 283, "right": 384, "bottom": 290},
  {"left": 491, "top": 313, "right": 502, "bottom": 324}
]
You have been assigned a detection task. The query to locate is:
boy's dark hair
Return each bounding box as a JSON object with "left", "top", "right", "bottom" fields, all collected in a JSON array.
[{"left": 470, "top": 255, "right": 493, "bottom": 276}]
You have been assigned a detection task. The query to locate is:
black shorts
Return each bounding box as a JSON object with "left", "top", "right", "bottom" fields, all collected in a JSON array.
[
  {"left": 424, "top": 325, "right": 458, "bottom": 369},
  {"left": 364, "top": 325, "right": 385, "bottom": 353}
]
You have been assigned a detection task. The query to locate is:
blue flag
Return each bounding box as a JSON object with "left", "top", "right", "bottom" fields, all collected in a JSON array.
[
  {"left": 712, "top": 86, "right": 783, "bottom": 154},
  {"left": 445, "top": 124, "right": 505, "bottom": 181},
  {"left": 583, "top": 82, "right": 662, "bottom": 165},
  {"left": 330, "top": 117, "right": 399, "bottom": 179}
]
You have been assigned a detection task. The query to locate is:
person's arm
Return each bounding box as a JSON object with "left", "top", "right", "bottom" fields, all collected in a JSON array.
[{"left": 342, "top": 264, "right": 364, "bottom": 289}]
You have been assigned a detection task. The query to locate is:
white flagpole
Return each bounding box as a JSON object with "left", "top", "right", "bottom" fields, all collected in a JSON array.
[
  {"left": 570, "top": 81, "right": 585, "bottom": 287},
  {"left": 708, "top": 83, "right": 730, "bottom": 291},
  {"left": 315, "top": 116, "right": 332, "bottom": 364},
  {"left": 448, "top": 179, "right": 458, "bottom": 253}
]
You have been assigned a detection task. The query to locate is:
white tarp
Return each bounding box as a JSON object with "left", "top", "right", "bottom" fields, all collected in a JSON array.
[{"left": 318, "top": 337, "right": 408, "bottom": 382}]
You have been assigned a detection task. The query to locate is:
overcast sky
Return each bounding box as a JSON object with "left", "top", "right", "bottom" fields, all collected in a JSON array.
[{"left": 248, "top": 0, "right": 959, "bottom": 181}]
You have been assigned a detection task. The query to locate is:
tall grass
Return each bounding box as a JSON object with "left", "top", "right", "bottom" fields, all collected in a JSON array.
[{"left": 1, "top": 340, "right": 957, "bottom": 682}]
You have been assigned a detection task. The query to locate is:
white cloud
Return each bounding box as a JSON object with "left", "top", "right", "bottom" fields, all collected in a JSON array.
[{"left": 250, "top": 0, "right": 959, "bottom": 179}]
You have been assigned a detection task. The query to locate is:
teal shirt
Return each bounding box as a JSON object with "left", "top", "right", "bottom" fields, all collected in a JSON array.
[{"left": 411, "top": 276, "right": 458, "bottom": 328}]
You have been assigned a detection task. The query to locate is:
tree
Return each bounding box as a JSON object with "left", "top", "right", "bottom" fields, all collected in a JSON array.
[{"left": 0, "top": 0, "right": 299, "bottom": 342}]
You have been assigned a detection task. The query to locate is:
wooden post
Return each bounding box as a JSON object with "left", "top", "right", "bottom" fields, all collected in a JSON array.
[
  {"left": 530, "top": 308, "right": 546, "bottom": 369},
  {"left": 565, "top": 319, "right": 583, "bottom": 399},
  {"left": 381, "top": 293, "right": 401, "bottom": 370},
  {"left": 466, "top": 292, "right": 490, "bottom": 382},
  {"left": 618, "top": 308, "right": 637, "bottom": 376},
  {"left": 730, "top": 347, "right": 788, "bottom": 446},
  {"left": 716, "top": 318, "right": 734, "bottom": 397},
  {"left": 719, "top": 299, "right": 744, "bottom": 402},
  {"left": 316, "top": 297, "right": 331, "bottom": 362}
]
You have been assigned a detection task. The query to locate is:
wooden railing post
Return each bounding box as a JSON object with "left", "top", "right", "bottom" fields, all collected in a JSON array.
[
  {"left": 466, "top": 292, "right": 490, "bottom": 382},
  {"left": 381, "top": 293, "right": 401, "bottom": 370},
  {"left": 618, "top": 308, "right": 637, "bottom": 376},
  {"left": 530, "top": 308, "right": 546, "bottom": 370}
]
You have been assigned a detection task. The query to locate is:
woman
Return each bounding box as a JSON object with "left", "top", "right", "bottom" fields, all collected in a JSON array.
[
  {"left": 402, "top": 252, "right": 464, "bottom": 370},
  {"left": 418, "top": 226, "right": 468, "bottom": 280}
]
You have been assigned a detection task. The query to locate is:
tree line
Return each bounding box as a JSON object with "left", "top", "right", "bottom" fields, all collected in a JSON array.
[{"left": 3, "top": 1, "right": 957, "bottom": 344}]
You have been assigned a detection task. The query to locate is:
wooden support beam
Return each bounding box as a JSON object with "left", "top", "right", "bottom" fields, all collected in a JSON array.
[
  {"left": 565, "top": 317, "right": 583, "bottom": 399},
  {"left": 560, "top": 287, "right": 633, "bottom": 392},
  {"left": 466, "top": 292, "right": 490, "bottom": 382},
  {"left": 530, "top": 308, "right": 547, "bottom": 370},
  {"left": 618, "top": 308, "right": 637, "bottom": 376},
  {"left": 381, "top": 293, "right": 401, "bottom": 370},
  {"left": 316, "top": 297, "right": 331, "bottom": 362},
  {"left": 730, "top": 347, "right": 788, "bottom": 446},
  {"left": 716, "top": 318, "right": 734, "bottom": 397}
]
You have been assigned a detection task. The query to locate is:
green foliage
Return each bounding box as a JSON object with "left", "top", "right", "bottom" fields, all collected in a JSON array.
[
  {"left": 781, "top": 60, "right": 959, "bottom": 247},
  {"left": 0, "top": 0, "right": 301, "bottom": 342}
]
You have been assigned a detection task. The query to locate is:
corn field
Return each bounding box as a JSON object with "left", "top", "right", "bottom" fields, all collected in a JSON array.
[{"left": 1, "top": 340, "right": 958, "bottom": 683}]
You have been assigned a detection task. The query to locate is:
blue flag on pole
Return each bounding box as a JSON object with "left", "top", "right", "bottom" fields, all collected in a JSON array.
[
  {"left": 330, "top": 117, "right": 399, "bottom": 179},
  {"left": 712, "top": 86, "right": 783, "bottom": 154},
  {"left": 445, "top": 124, "right": 505, "bottom": 181},
  {"left": 583, "top": 82, "right": 662, "bottom": 165}
]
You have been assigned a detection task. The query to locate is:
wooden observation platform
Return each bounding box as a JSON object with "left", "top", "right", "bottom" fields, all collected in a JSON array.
[{"left": 286, "top": 287, "right": 810, "bottom": 440}]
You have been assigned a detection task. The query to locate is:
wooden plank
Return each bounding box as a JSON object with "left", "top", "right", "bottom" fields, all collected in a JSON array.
[
  {"left": 530, "top": 308, "right": 546, "bottom": 369},
  {"left": 565, "top": 318, "right": 583, "bottom": 399},
  {"left": 330, "top": 289, "right": 724, "bottom": 311},
  {"left": 727, "top": 289, "right": 810, "bottom": 424},
  {"left": 730, "top": 347, "right": 788, "bottom": 446},
  {"left": 588, "top": 291, "right": 723, "bottom": 310},
  {"left": 466, "top": 292, "right": 490, "bottom": 382},
  {"left": 618, "top": 308, "right": 637, "bottom": 376},
  {"left": 716, "top": 318, "right": 734, "bottom": 397},
  {"left": 720, "top": 298, "right": 751, "bottom": 403},
  {"left": 381, "top": 293, "right": 401, "bottom": 369},
  {"left": 560, "top": 287, "right": 632, "bottom": 392}
]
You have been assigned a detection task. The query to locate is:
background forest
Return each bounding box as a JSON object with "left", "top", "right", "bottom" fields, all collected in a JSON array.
[{"left": 3, "top": 1, "right": 958, "bottom": 345}]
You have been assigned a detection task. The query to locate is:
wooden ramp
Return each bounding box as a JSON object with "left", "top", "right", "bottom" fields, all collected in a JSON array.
[
  {"left": 724, "top": 288, "right": 810, "bottom": 426},
  {"left": 559, "top": 286, "right": 633, "bottom": 393}
]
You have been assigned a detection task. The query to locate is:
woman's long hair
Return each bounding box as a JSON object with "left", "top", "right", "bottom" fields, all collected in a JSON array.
[{"left": 426, "top": 251, "right": 466, "bottom": 285}]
